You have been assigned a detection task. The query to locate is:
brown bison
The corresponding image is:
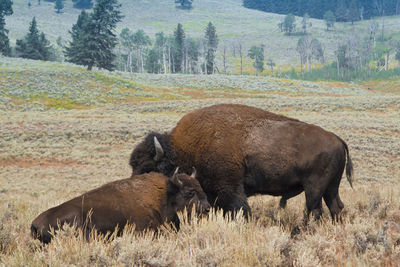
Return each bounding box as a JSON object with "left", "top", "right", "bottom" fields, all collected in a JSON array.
[
  {"left": 31, "top": 168, "right": 210, "bottom": 244},
  {"left": 129, "top": 104, "right": 353, "bottom": 221}
]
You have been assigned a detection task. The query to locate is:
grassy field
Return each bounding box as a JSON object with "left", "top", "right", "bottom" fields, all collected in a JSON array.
[
  {"left": 1, "top": 58, "right": 400, "bottom": 265},
  {"left": 5, "top": 0, "right": 400, "bottom": 68}
]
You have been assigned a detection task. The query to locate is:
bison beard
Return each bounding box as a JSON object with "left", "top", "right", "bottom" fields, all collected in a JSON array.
[{"left": 129, "top": 104, "right": 353, "bottom": 221}]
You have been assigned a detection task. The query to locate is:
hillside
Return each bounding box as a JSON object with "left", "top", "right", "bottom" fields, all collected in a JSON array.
[
  {"left": 5, "top": 0, "right": 400, "bottom": 67},
  {"left": 1, "top": 57, "right": 400, "bottom": 265},
  {"left": 1, "top": 57, "right": 400, "bottom": 111}
]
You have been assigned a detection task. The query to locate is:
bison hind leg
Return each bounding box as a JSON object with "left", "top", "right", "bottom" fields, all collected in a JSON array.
[
  {"left": 322, "top": 162, "right": 346, "bottom": 222},
  {"left": 303, "top": 187, "right": 324, "bottom": 221},
  {"left": 323, "top": 188, "right": 344, "bottom": 222}
]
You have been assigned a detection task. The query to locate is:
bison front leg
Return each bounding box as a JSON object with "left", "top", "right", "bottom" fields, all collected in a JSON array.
[
  {"left": 216, "top": 188, "right": 251, "bottom": 219},
  {"left": 279, "top": 187, "right": 304, "bottom": 208}
]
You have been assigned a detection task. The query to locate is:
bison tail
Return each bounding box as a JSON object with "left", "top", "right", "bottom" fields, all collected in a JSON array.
[{"left": 340, "top": 138, "right": 354, "bottom": 189}]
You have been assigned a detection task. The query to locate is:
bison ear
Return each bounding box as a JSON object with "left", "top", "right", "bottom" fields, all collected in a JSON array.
[
  {"left": 170, "top": 167, "right": 183, "bottom": 188},
  {"left": 153, "top": 136, "right": 164, "bottom": 161},
  {"left": 191, "top": 167, "right": 197, "bottom": 179}
]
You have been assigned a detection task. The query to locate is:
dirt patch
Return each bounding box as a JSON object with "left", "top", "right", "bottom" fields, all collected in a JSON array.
[{"left": 0, "top": 157, "right": 84, "bottom": 168}]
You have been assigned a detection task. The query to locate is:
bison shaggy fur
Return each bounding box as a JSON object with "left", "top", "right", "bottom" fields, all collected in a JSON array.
[
  {"left": 129, "top": 104, "right": 353, "bottom": 221},
  {"left": 31, "top": 170, "right": 210, "bottom": 244}
]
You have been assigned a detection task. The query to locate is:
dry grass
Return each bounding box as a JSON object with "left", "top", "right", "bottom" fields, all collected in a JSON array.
[{"left": 1, "top": 64, "right": 400, "bottom": 265}]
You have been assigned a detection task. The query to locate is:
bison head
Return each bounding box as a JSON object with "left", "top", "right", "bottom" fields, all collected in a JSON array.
[
  {"left": 167, "top": 167, "right": 211, "bottom": 220},
  {"left": 129, "top": 132, "right": 177, "bottom": 177}
]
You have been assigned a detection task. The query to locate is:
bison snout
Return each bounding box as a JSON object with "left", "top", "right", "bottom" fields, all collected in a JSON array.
[
  {"left": 201, "top": 202, "right": 211, "bottom": 215},
  {"left": 203, "top": 206, "right": 211, "bottom": 214}
]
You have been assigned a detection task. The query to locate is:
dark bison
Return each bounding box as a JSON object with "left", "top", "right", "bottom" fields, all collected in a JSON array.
[
  {"left": 129, "top": 104, "right": 353, "bottom": 221},
  {"left": 31, "top": 168, "right": 210, "bottom": 244}
]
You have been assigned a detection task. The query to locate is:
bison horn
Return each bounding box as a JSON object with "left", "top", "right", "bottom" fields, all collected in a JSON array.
[
  {"left": 171, "top": 167, "right": 182, "bottom": 187},
  {"left": 153, "top": 136, "right": 164, "bottom": 161},
  {"left": 191, "top": 167, "right": 197, "bottom": 178}
]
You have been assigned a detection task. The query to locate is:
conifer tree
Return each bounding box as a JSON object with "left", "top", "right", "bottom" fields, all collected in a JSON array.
[
  {"left": 0, "top": 0, "right": 13, "bottom": 56},
  {"left": 16, "top": 17, "right": 53, "bottom": 60},
  {"left": 54, "top": 0, "right": 63, "bottom": 13},
  {"left": 248, "top": 44, "right": 265, "bottom": 75},
  {"left": 173, "top": 23, "right": 185, "bottom": 73},
  {"left": 336, "top": 0, "right": 348, "bottom": 22},
  {"left": 204, "top": 21, "right": 218, "bottom": 74},
  {"left": 175, "top": 0, "right": 193, "bottom": 9},
  {"left": 323, "top": 10, "right": 336, "bottom": 31},
  {"left": 65, "top": 10, "right": 91, "bottom": 66},
  {"left": 348, "top": 0, "right": 359, "bottom": 24},
  {"left": 72, "top": 0, "right": 92, "bottom": 9},
  {"left": 87, "top": 0, "right": 122, "bottom": 70},
  {"left": 65, "top": 0, "right": 122, "bottom": 70},
  {"left": 283, "top": 14, "right": 296, "bottom": 35}
]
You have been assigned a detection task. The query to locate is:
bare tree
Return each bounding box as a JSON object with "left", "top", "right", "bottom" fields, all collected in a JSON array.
[
  {"left": 297, "top": 35, "right": 312, "bottom": 77},
  {"left": 222, "top": 43, "right": 227, "bottom": 74},
  {"left": 346, "top": 33, "right": 361, "bottom": 72},
  {"left": 238, "top": 41, "right": 243, "bottom": 75},
  {"left": 369, "top": 22, "right": 379, "bottom": 49},
  {"left": 395, "top": 40, "right": 400, "bottom": 69},
  {"left": 297, "top": 35, "right": 324, "bottom": 77},
  {"left": 266, "top": 58, "right": 275, "bottom": 74}
]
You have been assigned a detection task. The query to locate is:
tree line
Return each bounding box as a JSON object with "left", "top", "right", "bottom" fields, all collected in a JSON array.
[
  {"left": 2, "top": 0, "right": 400, "bottom": 81},
  {"left": 290, "top": 27, "right": 400, "bottom": 81},
  {"left": 243, "top": 0, "right": 400, "bottom": 21},
  {"left": 116, "top": 22, "right": 218, "bottom": 74}
]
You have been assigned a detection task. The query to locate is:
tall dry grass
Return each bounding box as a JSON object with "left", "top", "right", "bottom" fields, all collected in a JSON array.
[{"left": 1, "top": 186, "right": 400, "bottom": 266}]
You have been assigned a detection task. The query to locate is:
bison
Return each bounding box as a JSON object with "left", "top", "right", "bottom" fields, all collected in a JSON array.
[
  {"left": 129, "top": 104, "right": 353, "bottom": 221},
  {"left": 31, "top": 168, "right": 210, "bottom": 244}
]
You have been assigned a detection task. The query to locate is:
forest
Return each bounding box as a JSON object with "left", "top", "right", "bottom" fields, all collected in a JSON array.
[{"left": 243, "top": 0, "right": 400, "bottom": 20}]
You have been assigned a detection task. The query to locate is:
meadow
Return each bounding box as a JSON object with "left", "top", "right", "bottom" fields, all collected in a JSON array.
[
  {"left": 1, "top": 58, "right": 400, "bottom": 266},
  {"left": 5, "top": 0, "right": 400, "bottom": 68}
]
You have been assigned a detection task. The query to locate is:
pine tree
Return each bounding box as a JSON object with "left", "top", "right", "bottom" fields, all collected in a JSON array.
[
  {"left": 323, "top": 10, "right": 336, "bottom": 31},
  {"left": 173, "top": 23, "right": 185, "bottom": 73},
  {"left": 348, "top": 0, "right": 359, "bottom": 24},
  {"left": 0, "top": 0, "right": 13, "bottom": 56},
  {"left": 65, "top": 10, "right": 91, "bottom": 66},
  {"left": 66, "top": 0, "right": 122, "bottom": 70},
  {"left": 54, "top": 0, "right": 63, "bottom": 13},
  {"left": 204, "top": 21, "right": 218, "bottom": 74},
  {"left": 16, "top": 17, "right": 53, "bottom": 60},
  {"left": 86, "top": 0, "right": 122, "bottom": 70},
  {"left": 248, "top": 44, "right": 265, "bottom": 75},
  {"left": 283, "top": 13, "right": 296, "bottom": 35},
  {"left": 72, "top": 0, "right": 92, "bottom": 9},
  {"left": 175, "top": 0, "right": 193, "bottom": 9},
  {"left": 336, "top": 0, "right": 348, "bottom": 22}
]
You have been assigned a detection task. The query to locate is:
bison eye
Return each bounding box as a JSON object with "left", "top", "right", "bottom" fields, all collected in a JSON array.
[{"left": 184, "top": 191, "right": 195, "bottom": 200}]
